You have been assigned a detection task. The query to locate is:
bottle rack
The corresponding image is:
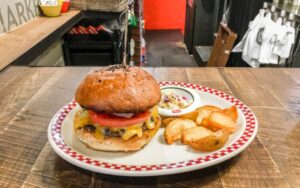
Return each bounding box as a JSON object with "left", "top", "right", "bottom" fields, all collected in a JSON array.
[
  {"left": 269, "top": 2, "right": 300, "bottom": 67},
  {"left": 261, "top": 2, "right": 300, "bottom": 67}
]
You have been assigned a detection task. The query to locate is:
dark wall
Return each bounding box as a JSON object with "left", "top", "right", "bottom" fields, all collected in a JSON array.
[
  {"left": 184, "top": 0, "right": 224, "bottom": 54},
  {"left": 227, "top": 0, "right": 272, "bottom": 67}
]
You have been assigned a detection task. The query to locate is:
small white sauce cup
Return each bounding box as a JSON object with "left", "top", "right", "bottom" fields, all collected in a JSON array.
[{"left": 158, "top": 86, "right": 201, "bottom": 117}]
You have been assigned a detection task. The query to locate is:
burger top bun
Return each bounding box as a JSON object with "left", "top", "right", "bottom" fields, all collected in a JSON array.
[{"left": 75, "top": 65, "right": 161, "bottom": 113}]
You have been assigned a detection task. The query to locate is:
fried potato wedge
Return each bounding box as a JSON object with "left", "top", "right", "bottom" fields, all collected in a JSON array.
[
  {"left": 201, "top": 118, "right": 210, "bottom": 127},
  {"left": 182, "top": 126, "right": 213, "bottom": 145},
  {"left": 164, "top": 119, "right": 197, "bottom": 144},
  {"left": 222, "top": 106, "right": 238, "bottom": 122},
  {"left": 162, "top": 118, "right": 178, "bottom": 127},
  {"left": 205, "top": 111, "right": 237, "bottom": 133},
  {"left": 196, "top": 105, "right": 221, "bottom": 125},
  {"left": 179, "top": 109, "right": 199, "bottom": 121},
  {"left": 189, "top": 128, "right": 230, "bottom": 152}
]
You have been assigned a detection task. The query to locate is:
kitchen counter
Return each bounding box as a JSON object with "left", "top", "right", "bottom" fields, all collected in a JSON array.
[
  {"left": 0, "top": 10, "right": 82, "bottom": 71},
  {"left": 0, "top": 66, "right": 299, "bottom": 187}
]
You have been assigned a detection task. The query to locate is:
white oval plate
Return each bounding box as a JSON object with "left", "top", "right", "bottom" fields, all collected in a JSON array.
[
  {"left": 158, "top": 86, "right": 201, "bottom": 116},
  {"left": 48, "top": 82, "right": 258, "bottom": 177}
]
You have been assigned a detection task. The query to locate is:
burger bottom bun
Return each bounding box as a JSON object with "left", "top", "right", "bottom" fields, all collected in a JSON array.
[{"left": 75, "top": 117, "right": 161, "bottom": 152}]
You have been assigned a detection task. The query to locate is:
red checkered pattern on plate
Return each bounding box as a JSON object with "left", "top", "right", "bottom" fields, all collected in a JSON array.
[{"left": 51, "top": 82, "right": 257, "bottom": 172}]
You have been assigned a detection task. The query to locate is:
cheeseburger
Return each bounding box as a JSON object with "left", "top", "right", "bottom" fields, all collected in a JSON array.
[{"left": 74, "top": 65, "right": 161, "bottom": 152}]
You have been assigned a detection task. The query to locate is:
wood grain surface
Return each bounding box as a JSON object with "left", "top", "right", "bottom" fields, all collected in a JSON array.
[
  {"left": 0, "top": 10, "right": 81, "bottom": 71},
  {"left": 0, "top": 66, "right": 299, "bottom": 188}
]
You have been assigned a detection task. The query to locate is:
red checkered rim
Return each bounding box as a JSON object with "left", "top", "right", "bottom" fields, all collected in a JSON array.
[{"left": 50, "top": 81, "right": 257, "bottom": 172}]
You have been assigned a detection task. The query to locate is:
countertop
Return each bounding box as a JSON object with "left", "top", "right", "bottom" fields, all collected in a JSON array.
[
  {"left": 0, "top": 66, "right": 299, "bottom": 187},
  {"left": 0, "top": 10, "right": 82, "bottom": 71}
]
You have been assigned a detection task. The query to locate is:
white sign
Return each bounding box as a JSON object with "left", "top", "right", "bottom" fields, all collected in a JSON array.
[{"left": 0, "top": 0, "right": 40, "bottom": 34}]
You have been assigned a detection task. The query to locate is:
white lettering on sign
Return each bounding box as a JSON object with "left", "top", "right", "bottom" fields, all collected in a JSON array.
[{"left": 0, "top": 0, "right": 39, "bottom": 34}]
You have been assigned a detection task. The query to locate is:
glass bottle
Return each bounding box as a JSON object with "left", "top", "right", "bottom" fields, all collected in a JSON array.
[
  {"left": 280, "top": 10, "right": 287, "bottom": 23},
  {"left": 271, "top": 6, "right": 279, "bottom": 21},
  {"left": 273, "top": 0, "right": 279, "bottom": 5},
  {"left": 263, "top": 2, "right": 270, "bottom": 15},
  {"left": 288, "top": 13, "right": 296, "bottom": 27},
  {"left": 278, "top": 0, "right": 285, "bottom": 5}
]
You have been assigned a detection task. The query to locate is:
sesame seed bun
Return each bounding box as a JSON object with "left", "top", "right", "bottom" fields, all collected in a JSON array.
[{"left": 75, "top": 65, "right": 161, "bottom": 113}]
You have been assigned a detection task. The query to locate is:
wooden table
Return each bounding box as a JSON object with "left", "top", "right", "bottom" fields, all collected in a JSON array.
[{"left": 0, "top": 66, "right": 299, "bottom": 187}]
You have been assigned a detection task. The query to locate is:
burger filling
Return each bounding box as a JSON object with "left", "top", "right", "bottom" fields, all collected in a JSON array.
[{"left": 74, "top": 107, "right": 159, "bottom": 140}]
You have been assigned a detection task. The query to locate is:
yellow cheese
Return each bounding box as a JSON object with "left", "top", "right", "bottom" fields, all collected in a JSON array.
[
  {"left": 146, "top": 106, "right": 158, "bottom": 129},
  {"left": 151, "top": 106, "right": 159, "bottom": 119},
  {"left": 121, "top": 124, "right": 143, "bottom": 140},
  {"left": 146, "top": 119, "right": 155, "bottom": 129},
  {"left": 74, "top": 109, "right": 92, "bottom": 130},
  {"left": 95, "top": 127, "right": 104, "bottom": 139},
  {"left": 74, "top": 107, "right": 158, "bottom": 140}
]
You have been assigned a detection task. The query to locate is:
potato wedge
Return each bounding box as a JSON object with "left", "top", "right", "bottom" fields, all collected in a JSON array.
[
  {"left": 162, "top": 118, "right": 178, "bottom": 127},
  {"left": 179, "top": 109, "right": 199, "bottom": 121},
  {"left": 182, "top": 126, "right": 213, "bottom": 145},
  {"left": 206, "top": 111, "right": 237, "bottom": 133},
  {"left": 201, "top": 118, "right": 210, "bottom": 127},
  {"left": 222, "top": 106, "right": 238, "bottom": 122},
  {"left": 164, "top": 119, "right": 197, "bottom": 144},
  {"left": 214, "top": 129, "right": 230, "bottom": 148},
  {"left": 196, "top": 105, "right": 221, "bottom": 125},
  {"left": 189, "top": 128, "right": 230, "bottom": 151}
]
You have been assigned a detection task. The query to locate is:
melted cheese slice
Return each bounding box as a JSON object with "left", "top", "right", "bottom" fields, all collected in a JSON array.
[
  {"left": 74, "top": 107, "right": 158, "bottom": 140},
  {"left": 121, "top": 124, "right": 143, "bottom": 140}
]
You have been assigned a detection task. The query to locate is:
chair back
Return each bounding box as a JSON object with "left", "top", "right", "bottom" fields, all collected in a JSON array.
[{"left": 207, "top": 24, "right": 237, "bottom": 67}]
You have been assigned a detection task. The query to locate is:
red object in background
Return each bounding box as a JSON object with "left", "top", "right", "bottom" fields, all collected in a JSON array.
[
  {"left": 77, "top": 26, "right": 89, "bottom": 34},
  {"left": 61, "top": 1, "right": 70, "bottom": 13},
  {"left": 87, "top": 26, "right": 98, "bottom": 34},
  {"left": 96, "top": 25, "right": 105, "bottom": 31},
  {"left": 143, "top": 0, "right": 186, "bottom": 33},
  {"left": 69, "top": 27, "right": 78, "bottom": 34}
]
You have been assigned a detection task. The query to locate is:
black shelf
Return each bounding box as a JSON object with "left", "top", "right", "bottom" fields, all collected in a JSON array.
[
  {"left": 82, "top": 11, "right": 122, "bottom": 20},
  {"left": 68, "top": 41, "right": 113, "bottom": 51},
  {"left": 69, "top": 52, "right": 113, "bottom": 66},
  {"left": 63, "top": 15, "right": 123, "bottom": 66}
]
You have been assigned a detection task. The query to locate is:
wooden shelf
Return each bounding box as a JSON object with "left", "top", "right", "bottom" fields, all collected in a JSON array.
[{"left": 0, "top": 10, "right": 82, "bottom": 71}]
